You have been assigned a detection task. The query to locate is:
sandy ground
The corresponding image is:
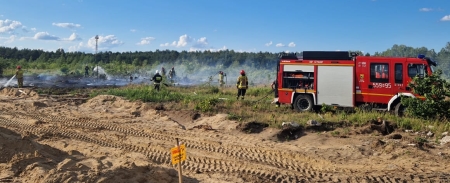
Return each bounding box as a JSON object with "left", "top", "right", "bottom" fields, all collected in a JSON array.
[{"left": 0, "top": 87, "right": 450, "bottom": 183}]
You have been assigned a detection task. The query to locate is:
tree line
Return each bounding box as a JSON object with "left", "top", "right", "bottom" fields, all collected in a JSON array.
[{"left": 0, "top": 42, "right": 449, "bottom": 78}]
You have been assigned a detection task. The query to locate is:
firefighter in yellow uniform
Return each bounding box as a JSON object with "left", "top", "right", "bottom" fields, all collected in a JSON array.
[
  {"left": 218, "top": 71, "right": 225, "bottom": 87},
  {"left": 15, "top": 65, "right": 24, "bottom": 88},
  {"left": 236, "top": 70, "right": 248, "bottom": 100}
]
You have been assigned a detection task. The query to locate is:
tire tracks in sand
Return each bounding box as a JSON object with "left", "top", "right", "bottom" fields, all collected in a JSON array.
[{"left": 0, "top": 110, "right": 449, "bottom": 182}]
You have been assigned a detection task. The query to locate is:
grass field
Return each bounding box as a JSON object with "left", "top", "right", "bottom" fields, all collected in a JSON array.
[{"left": 82, "top": 83, "right": 450, "bottom": 136}]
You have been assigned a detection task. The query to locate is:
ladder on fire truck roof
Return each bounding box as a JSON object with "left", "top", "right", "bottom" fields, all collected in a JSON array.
[{"left": 279, "top": 51, "right": 356, "bottom": 60}]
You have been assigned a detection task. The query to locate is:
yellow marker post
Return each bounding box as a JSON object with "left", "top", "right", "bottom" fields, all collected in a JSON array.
[
  {"left": 171, "top": 144, "right": 186, "bottom": 165},
  {"left": 171, "top": 138, "right": 186, "bottom": 183}
]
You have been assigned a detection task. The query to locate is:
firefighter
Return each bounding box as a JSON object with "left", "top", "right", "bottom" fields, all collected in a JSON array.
[
  {"left": 15, "top": 65, "right": 24, "bottom": 88},
  {"left": 168, "top": 67, "right": 176, "bottom": 83},
  {"left": 84, "top": 65, "right": 90, "bottom": 77},
  {"left": 271, "top": 79, "right": 280, "bottom": 107},
  {"left": 218, "top": 71, "right": 225, "bottom": 87},
  {"left": 236, "top": 70, "right": 248, "bottom": 100},
  {"left": 151, "top": 70, "right": 163, "bottom": 91},
  {"left": 161, "top": 67, "right": 166, "bottom": 76}
]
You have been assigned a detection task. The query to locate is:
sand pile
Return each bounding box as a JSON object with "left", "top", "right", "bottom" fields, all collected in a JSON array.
[
  {"left": 79, "top": 95, "right": 150, "bottom": 118},
  {"left": 0, "top": 88, "right": 39, "bottom": 99},
  {"left": 0, "top": 127, "right": 193, "bottom": 183}
]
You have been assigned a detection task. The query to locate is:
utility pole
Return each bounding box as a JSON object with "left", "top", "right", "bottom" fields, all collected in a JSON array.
[{"left": 95, "top": 35, "right": 99, "bottom": 79}]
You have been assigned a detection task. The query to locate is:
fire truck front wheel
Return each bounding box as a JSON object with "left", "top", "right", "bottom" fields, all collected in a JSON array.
[
  {"left": 293, "top": 95, "right": 313, "bottom": 112},
  {"left": 394, "top": 102, "right": 406, "bottom": 117}
]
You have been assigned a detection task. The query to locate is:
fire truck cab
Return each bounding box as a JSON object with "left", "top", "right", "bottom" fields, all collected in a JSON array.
[{"left": 275, "top": 51, "right": 437, "bottom": 115}]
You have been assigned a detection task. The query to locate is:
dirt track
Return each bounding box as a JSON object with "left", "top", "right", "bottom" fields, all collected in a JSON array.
[{"left": 0, "top": 88, "right": 449, "bottom": 183}]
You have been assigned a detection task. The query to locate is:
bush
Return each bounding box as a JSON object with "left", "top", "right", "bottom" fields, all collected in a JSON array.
[
  {"left": 194, "top": 98, "right": 219, "bottom": 112},
  {"left": 402, "top": 70, "right": 450, "bottom": 119},
  {"left": 60, "top": 67, "right": 69, "bottom": 75}
]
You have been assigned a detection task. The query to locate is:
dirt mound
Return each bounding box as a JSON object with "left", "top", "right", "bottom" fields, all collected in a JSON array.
[
  {"left": 368, "top": 119, "right": 395, "bottom": 135},
  {"left": 192, "top": 124, "right": 215, "bottom": 131},
  {"left": 0, "top": 88, "right": 39, "bottom": 99},
  {"left": 164, "top": 110, "right": 201, "bottom": 123},
  {"left": 0, "top": 127, "right": 68, "bottom": 179},
  {"left": 236, "top": 121, "right": 268, "bottom": 134},
  {"left": 276, "top": 126, "right": 304, "bottom": 141},
  {"left": 79, "top": 95, "right": 149, "bottom": 115}
]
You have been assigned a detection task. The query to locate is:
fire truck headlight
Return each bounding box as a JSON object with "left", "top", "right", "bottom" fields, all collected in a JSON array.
[{"left": 418, "top": 54, "right": 425, "bottom": 59}]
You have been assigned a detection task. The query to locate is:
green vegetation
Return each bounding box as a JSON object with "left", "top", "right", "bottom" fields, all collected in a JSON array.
[
  {"left": 88, "top": 84, "right": 450, "bottom": 134},
  {"left": 0, "top": 42, "right": 450, "bottom": 79},
  {"left": 402, "top": 69, "right": 450, "bottom": 119}
]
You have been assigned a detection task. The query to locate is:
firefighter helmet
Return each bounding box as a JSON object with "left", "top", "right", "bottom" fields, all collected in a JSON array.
[
  {"left": 240, "top": 70, "right": 245, "bottom": 75},
  {"left": 17, "top": 65, "right": 21, "bottom": 69}
]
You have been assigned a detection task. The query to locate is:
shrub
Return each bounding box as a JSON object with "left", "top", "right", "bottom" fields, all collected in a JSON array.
[
  {"left": 194, "top": 98, "right": 219, "bottom": 112},
  {"left": 402, "top": 70, "right": 450, "bottom": 120}
]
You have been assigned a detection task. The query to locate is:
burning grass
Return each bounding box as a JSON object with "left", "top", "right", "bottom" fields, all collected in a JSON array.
[{"left": 86, "top": 84, "right": 450, "bottom": 134}]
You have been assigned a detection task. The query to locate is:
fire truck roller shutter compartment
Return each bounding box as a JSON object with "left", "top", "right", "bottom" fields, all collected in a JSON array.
[
  {"left": 283, "top": 65, "right": 314, "bottom": 72},
  {"left": 317, "top": 66, "right": 354, "bottom": 107}
]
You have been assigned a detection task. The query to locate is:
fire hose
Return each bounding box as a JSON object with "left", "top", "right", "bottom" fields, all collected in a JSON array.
[{"left": 250, "top": 89, "right": 275, "bottom": 103}]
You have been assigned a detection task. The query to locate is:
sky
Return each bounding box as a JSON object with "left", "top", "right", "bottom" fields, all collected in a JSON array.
[{"left": 0, "top": 0, "right": 449, "bottom": 55}]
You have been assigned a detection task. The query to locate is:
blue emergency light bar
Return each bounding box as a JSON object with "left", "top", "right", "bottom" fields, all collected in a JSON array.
[{"left": 418, "top": 54, "right": 425, "bottom": 59}]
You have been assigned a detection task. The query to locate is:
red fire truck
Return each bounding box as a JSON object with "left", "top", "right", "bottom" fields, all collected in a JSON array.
[{"left": 274, "top": 51, "right": 437, "bottom": 116}]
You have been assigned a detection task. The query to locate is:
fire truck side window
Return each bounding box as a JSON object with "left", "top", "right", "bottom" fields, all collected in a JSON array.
[
  {"left": 408, "top": 65, "right": 417, "bottom": 77},
  {"left": 408, "top": 64, "right": 426, "bottom": 78},
  {"left": 370, "top": 63, "right": 389, "bottom": 83},
  {"left": 395, "top": 63, "right": 402, "bottom": 83}
]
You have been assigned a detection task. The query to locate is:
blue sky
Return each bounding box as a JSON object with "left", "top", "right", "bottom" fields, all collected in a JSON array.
[{"left": 0, "top": 0, "right": 449, "bottom": 54}]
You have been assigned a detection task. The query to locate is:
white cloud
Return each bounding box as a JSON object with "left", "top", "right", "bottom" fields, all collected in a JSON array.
[
  {"left": 288, "top": 42, "right": 296, "bottom": 47},
  {"left": 176, "top": 34, "right": 192, "bottom": 47},
  {"left": 68, "top": 35, "right": 124, "bottom": 52},
  {"left": 6, "top": 35, "right": 16, "bottom": 43},
  {"left": 441, "top": 15, "right": 450, "bottom": 21},
  {"left": 160, "top": 41, "right": 176, "bottom": 47},
  {"left": 64, "top": 33, "right": 82, "bottom": 41},
  {"left": 21, "top": 26, "right": 29, "bottom": 33},
  {"left": 192, "top": 37, "right": 208, "bottom": 48},
  {"left": 265, "top": 41, "right": 273, "bottom": 46},
  {"left": 136, "top": 37, "right": 155, "bottom": 45},
  {"left": 130, "top": 29, "right": 137, "bottom": 32},
  {"left": 419, "top": 8, "right": 433, "bottom": 12},
  {"left": 160, "top": 34, "right": 193, "bottom": 48},
  {"left": 33, "top": 32, "right": 60, "bottom": 40},
  {"left": 20, "top": 32, "right": 81, "bottom": 42},
  {"left": 31, "top": 28, "right": 37, "bottom": 32},
  {"left": 52, "top": 22, "right": 81, "bottom": 29},
  {"left": 275, "top": 43, "right": 285, "bottom": 47},
  {"left": 0, "top": 19, "right": 24, "bottom": 33},
  {"left": 0, "top": 35, "right": 16, "bottom": 44}
]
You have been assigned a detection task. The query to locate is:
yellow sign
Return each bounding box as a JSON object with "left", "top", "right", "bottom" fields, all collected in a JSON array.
[{"left": 171, "top": 144, "right": 186, "bottom": 165}]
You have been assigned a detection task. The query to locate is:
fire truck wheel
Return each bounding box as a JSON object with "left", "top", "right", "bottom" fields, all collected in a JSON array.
[
  {"left": 394, "top": 102, "right": 406, "bottom": 117},
  {"left": 293, "top": 95, "right": 313, "bottom": 112}
]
